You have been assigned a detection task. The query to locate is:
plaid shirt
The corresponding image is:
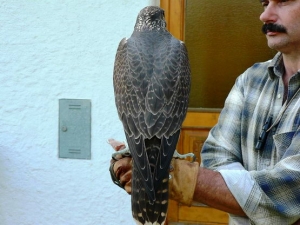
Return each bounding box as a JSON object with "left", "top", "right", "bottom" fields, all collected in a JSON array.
[{"left": 201, "top": 52, "right": 300, "bottom": 225}]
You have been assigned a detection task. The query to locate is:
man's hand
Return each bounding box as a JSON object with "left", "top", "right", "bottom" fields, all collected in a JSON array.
[{"left": 108, "top": 139, "right": 132, "bottom": 194}]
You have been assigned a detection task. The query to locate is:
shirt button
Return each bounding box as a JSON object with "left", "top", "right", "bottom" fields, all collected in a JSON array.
[{"left": 277, "top": 94, "right": 281, "bottom": 99}]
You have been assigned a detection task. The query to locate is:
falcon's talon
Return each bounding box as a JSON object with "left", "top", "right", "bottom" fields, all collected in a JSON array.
[
  {"left": 169, "top": 164, "right": 174, "bottom": 172},
  {"left": 111, "top": 146, "right": 131, "bottom": 160},
  {"left": 173, "top": 150, "right": 196, "bottom": 162}
]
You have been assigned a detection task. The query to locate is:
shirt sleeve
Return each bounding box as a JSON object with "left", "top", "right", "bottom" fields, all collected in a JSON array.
[
  {"left": 217, "top": 163, "right": 254, "bottom": 209},
  {"left": 201, "top": 71, "right": 245, "bottom": 170}
]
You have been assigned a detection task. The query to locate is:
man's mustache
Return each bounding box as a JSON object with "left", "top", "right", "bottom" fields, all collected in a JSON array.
[{"left": 262, "top": 23, "right": 287, "bottom": 34}]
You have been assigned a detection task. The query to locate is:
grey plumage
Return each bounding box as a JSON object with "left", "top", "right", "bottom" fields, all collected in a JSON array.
[{"left": 113, "top": 6, "right": 190, "bottom": 225}]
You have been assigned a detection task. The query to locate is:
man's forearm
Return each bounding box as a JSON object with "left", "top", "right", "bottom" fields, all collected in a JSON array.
[{"left": 193, "top": 167, "right": 247, "bottom": 216}]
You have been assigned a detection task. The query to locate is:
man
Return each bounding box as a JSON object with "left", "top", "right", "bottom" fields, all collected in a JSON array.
[{"left": 109, "top": 1, "right": 300, "bottom": 224}]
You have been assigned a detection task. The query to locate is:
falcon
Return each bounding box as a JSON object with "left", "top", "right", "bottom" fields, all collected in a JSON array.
[{"left": 113, "top": 6, "right": 191, "bottom": 225}]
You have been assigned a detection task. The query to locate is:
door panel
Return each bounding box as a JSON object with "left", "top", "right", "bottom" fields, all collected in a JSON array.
[{"left": 161, "top": 0, "right": 275, "bottom": 108}]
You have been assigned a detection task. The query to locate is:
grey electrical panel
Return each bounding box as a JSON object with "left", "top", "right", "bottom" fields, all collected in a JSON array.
[{"left": 59, "top": 99, "right": 91, "bottom": 159}]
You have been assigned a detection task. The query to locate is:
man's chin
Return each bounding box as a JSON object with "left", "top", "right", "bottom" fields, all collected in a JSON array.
[{"left": 266, "top": 37, "right": 287, "bottom": 51}]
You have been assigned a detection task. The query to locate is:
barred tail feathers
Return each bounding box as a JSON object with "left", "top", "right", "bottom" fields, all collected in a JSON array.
[{"left": 132, "top": 164, "right": 169, "bottom": 225}]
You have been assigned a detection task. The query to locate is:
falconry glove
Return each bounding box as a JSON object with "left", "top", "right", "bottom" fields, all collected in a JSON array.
[{"left": 169, "top": 158, "right": 199, "bottom": 206}]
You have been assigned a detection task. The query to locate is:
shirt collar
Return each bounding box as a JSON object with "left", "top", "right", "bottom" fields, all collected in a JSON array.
[{"left": 267, "top": 52, "right": 284, "bottom": 79}]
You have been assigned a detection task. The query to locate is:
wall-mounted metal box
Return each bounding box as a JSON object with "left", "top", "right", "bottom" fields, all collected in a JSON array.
[{"left": 59, "top": 99, "right": 91, "bottom": 159}]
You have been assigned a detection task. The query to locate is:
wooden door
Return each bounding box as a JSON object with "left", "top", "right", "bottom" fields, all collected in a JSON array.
[
  {"left": 160, "top": 0, "right": 274, "bottom": 223},
  {"left": 160, "top": 1, "right": 228, "bottom": 224}
]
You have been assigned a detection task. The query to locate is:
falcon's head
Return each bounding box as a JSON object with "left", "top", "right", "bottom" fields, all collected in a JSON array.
[{"left": 134, "top": 6, "right": 167, "bottom": 32}]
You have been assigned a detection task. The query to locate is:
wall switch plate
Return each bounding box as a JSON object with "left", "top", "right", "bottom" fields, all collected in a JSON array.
[{"left": 59, "top": 99, "right": 91, "bottom": 159}]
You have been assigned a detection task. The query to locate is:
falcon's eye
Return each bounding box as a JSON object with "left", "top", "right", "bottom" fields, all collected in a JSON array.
[{"left": 150, "top": 13, "right": 160, "bottom": 21}]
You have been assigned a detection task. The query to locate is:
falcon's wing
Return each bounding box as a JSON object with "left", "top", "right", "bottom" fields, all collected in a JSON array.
[{"left": 113, "top": 36, "right": 155, "bottom": 202}]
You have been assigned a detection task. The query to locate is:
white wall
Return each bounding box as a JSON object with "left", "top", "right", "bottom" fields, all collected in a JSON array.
[{"left": 0, "top": 1, "right": 159, "bottom": 224}]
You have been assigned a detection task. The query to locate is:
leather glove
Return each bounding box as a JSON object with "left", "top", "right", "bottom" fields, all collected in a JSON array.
[
  {"left": 169, "top": 158, "right": 199, "bottom": 206},
  {"left": 108, "top": 138, "right": 199, "bottom": 206}
]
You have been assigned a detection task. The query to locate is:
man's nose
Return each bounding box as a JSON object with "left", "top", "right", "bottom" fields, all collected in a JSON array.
[{"left": 260, "top": 3, "right": 278, "bottom": 23}]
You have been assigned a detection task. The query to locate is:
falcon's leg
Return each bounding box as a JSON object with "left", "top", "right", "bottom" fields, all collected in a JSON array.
[{"left": 173, "top": 150, "right": 196, "bottom": 162}]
